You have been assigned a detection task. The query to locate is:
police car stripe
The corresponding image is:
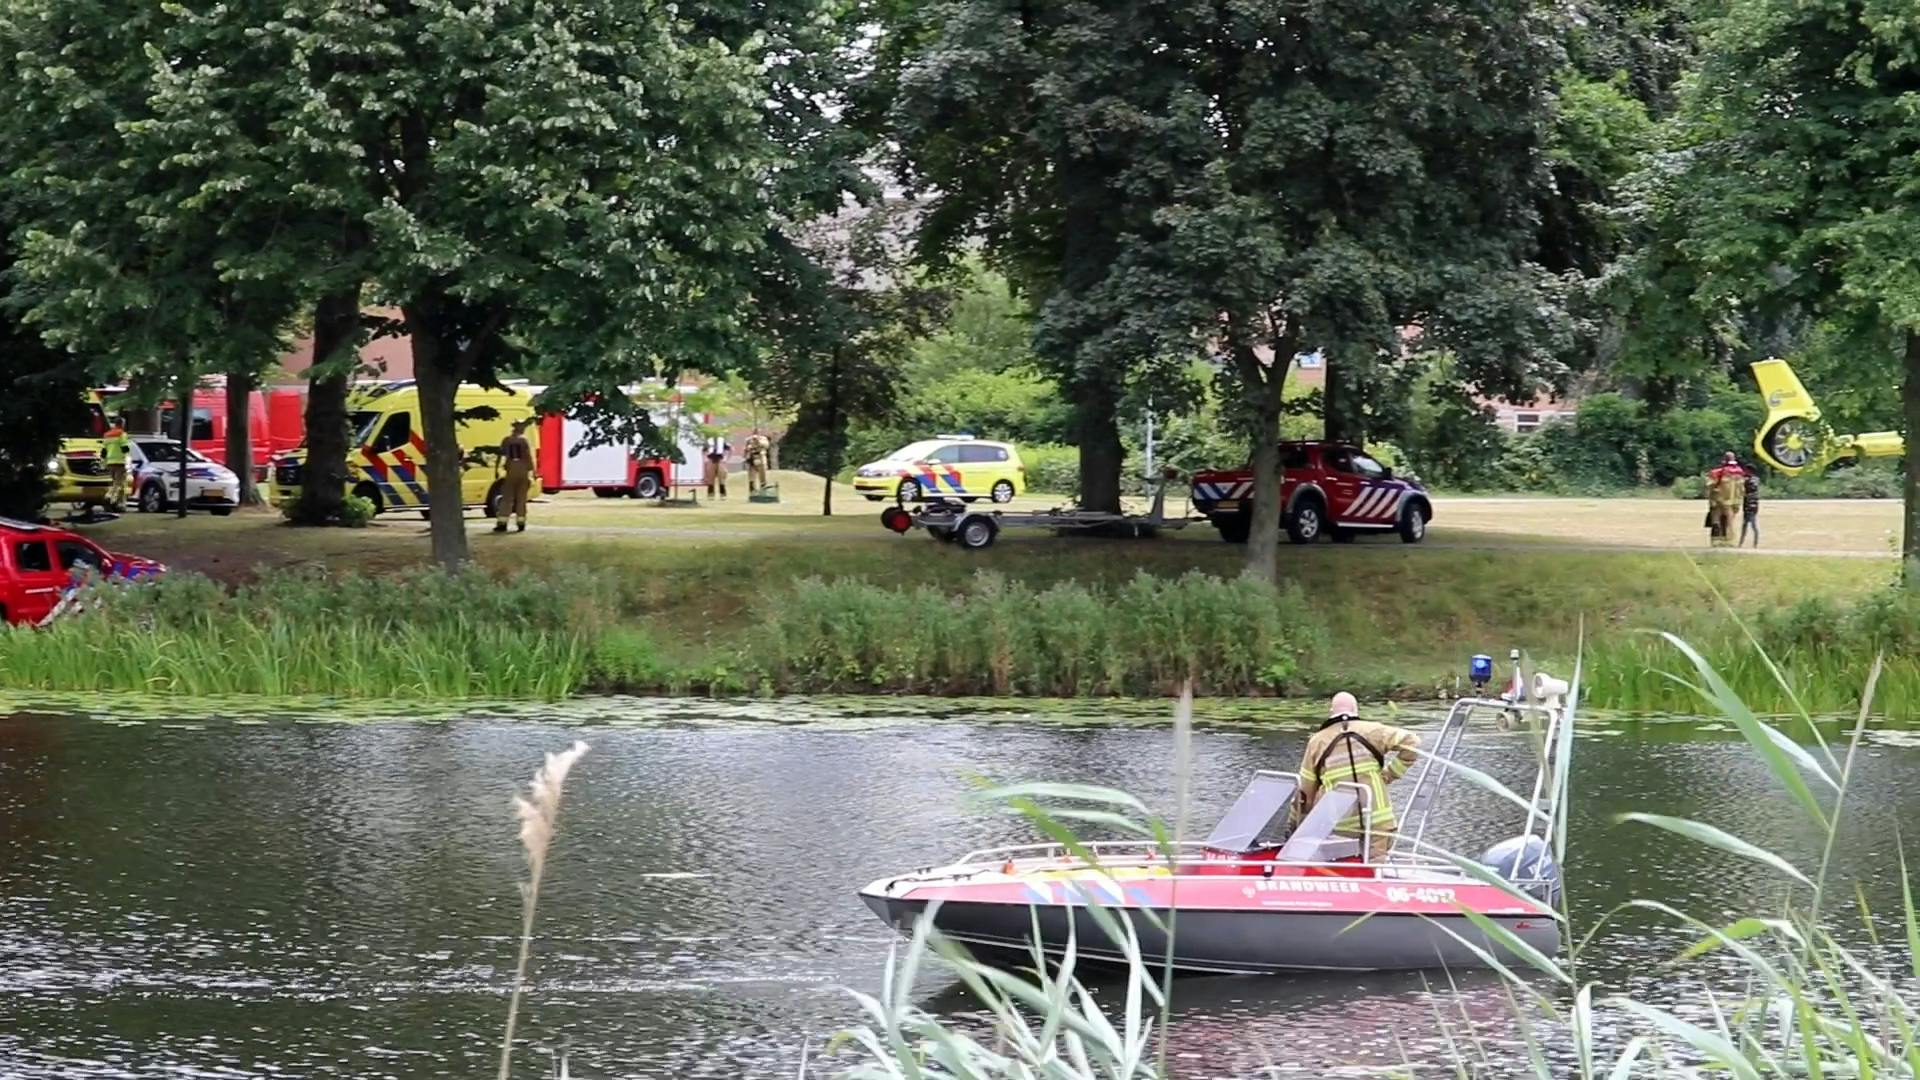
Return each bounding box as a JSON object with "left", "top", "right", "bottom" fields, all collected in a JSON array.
[{"left": 1384, "top": 489, "right": 1408, "bottom": 520}]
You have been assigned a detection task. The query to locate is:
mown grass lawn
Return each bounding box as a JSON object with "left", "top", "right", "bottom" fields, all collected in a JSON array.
[{"left": 78, "top": 476, "right": 1893, "bottom": 697}]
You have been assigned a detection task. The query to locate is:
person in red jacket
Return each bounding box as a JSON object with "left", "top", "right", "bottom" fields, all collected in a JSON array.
[{"left": 1705, "top": 452, "right": 1746, "bottom": 547}]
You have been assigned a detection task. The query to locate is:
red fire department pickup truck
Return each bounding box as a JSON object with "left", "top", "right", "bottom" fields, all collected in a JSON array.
[
  {"left": 0, "top": 518, "right": 164, "bottom": 626},
  {"left": 1189, "top": 441, "right": 1432, "bottom": 545}
]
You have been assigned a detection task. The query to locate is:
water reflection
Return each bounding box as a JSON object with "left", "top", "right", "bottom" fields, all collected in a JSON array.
[{"left": 0, "top": 703, "right": 1912, "bottom": 1078}]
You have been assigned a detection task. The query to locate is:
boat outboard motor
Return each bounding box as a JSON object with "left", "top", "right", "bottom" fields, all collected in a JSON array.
[{"left": 1480, "top": 835, "right": 1562, "bottom": 907}]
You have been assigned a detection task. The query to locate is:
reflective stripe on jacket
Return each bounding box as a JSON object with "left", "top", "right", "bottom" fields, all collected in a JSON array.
[{"left": 1292, "top": 719, "right": 1420, "bottom": 837}]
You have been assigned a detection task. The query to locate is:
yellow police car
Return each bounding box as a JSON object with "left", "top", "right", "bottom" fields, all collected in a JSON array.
[{"left": 853, "top": 435, "right": 1026, "bottom": 504}]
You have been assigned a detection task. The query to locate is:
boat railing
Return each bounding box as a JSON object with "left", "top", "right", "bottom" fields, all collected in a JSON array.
[{"left": 944, "top": 839, "right": 1487, "bottom": 880}]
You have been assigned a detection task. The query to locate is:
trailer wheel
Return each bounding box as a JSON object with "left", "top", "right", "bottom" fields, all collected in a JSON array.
[
  {"left": 632, "top": 471, "right": 664, "bottom": 500},
  {"left": 957, "top": 516, "right": 998, "bottom": 549}
]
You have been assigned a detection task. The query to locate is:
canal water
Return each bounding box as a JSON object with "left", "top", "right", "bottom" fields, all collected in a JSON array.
[{"left": 1, "top": 696, "right": 1914, "bottom": 1078}]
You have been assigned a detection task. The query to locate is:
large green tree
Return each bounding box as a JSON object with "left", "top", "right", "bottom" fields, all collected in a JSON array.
[
  {"left": 5, "top": 0, "right": 827, "bottom": 566},
  {"left": 1657, "top": 0, "right": 1920, "bottom": 575},
  {"left": 879, "top": 2, "right": 1187, "bottom": 515},
  {"left": 1040, "top": 0, "right": 1565, "bottom": 579}
]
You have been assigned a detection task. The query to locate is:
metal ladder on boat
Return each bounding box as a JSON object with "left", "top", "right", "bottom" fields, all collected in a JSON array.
[{"left": 1387, "top": 699, "right": 1472, "bottom": 861}]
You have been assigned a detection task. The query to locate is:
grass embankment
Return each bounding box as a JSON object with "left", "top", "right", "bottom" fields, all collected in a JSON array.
[{"left": 3, "top": 486, "right": 1903, "bottom": 706}]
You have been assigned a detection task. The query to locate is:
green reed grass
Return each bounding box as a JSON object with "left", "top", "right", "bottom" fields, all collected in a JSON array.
[
  {"left": 0, "top": 568, "right": 599, "bottom": 700},
  {"left": 1579, "top": 587, "right": 1920, "bottom": 713},
  {"left": 757, "top": 570, "right": 1326, "bottom": 696}
]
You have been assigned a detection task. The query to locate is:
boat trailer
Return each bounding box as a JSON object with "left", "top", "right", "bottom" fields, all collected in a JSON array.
[{"left": 878, "top": 475, "right": 1201, "bottom": 550}]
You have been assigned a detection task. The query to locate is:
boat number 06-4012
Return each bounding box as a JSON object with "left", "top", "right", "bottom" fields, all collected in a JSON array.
[{"left": 1384, "top": 886, "right": 1457, "bottom": 905}]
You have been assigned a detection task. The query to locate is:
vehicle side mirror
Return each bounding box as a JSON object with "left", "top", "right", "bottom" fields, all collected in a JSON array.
[{"left": 1381, "top": 467, "right": 1394, "bottom": 479}]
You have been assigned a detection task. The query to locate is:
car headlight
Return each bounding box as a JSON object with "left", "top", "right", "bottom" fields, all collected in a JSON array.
[{"left": 45, "top": 456, "right": 61, "bottom": 475}]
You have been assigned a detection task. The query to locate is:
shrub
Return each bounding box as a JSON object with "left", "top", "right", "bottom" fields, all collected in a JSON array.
[
  {"left": 0, "top": 567, "right": 605, "bottom": 699},
  {"left": 754, "top": 569, "right": 1327, "bottom": 696},
  {"left": 1019, "top": 443, "right": 1081, "bottom": 497}
]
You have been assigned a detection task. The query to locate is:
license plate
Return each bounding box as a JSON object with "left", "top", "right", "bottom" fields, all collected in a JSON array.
[
  {"left": 208, "top": 488, "right": 230, "bottom": 500},
  {"left": 1213, "top": 499, "right": 1240, "bottom": 510}
]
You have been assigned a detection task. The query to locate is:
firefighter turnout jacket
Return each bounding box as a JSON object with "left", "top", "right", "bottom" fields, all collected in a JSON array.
[{"left": 1290, "top": 718, "right": 1421, "bottom": 858}]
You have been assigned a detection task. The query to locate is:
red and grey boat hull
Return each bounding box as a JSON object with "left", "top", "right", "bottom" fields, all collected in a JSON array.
[{"left": 860, "top": 868, "right": 1559, "bottom": 975}]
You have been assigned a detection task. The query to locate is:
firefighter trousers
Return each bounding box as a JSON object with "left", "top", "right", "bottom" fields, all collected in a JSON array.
[{"left": 502, "top": 473, "right": 532, "bottom": 522}]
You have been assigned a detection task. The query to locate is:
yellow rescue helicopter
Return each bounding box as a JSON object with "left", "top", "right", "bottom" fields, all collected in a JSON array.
[{"left": 1749, "top": 358, "right": 1905, "bottom": 475}]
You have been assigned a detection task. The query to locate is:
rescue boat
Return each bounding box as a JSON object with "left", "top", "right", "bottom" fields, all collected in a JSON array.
[{"left": 859, "top": 659, "right": 1572, "bottom": 974}]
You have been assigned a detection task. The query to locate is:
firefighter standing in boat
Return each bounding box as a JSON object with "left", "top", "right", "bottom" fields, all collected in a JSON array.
[{"left": 1290, "top": 692, "right": 1421, "bottom": 861}]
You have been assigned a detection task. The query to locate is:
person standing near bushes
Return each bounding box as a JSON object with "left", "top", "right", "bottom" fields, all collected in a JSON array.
[{"left": 1739, "top": 466, "right": 1762, "bottom": 548}]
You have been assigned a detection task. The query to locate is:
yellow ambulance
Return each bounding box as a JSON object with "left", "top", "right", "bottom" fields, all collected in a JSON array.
[
  {"left": 270, "top": 381, "right": 541, "bottom": 518},
  {"left": 47, "top": 391, "right": 113, "bottom": 509}
]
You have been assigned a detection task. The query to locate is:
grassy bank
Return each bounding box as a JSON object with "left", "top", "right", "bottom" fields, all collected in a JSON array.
[{"left": 4, "top": 495, "right": 1902, "bottom": 705}]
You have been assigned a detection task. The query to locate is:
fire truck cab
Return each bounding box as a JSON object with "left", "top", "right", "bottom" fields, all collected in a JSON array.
[{"left": 1190, "top": 441, "right": 1432, "bottom": 545}]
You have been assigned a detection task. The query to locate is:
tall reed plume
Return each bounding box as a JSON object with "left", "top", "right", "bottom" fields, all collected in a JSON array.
[{"left": 498, "top": 741, "right": 590, "bottom": 1080}]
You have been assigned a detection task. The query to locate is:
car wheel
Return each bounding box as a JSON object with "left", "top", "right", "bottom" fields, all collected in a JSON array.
[
  {"left": 990, "top": 480, "right": 1016, "bottom": 504},
  {"left": 863, "top": 494, "right": 883, "bottom": 502},
  {"left": 1214, "top": 514, "right": 1251, "bottom": 544},
  {"left": 419, "top": 509, "right": 432, "bottom": 521},
  {"left": 1399, "top": 504, "right": 1428, "bottom": 544},
  {"left": 897, "top": 478, "right": 922, "bottom": 503},
  {"left": 633, "top": 471, "right": 664, "bottom": 500},
  {"left": 353, "top": 481, "right": 385, "bottom": 516},
  {"left": 1286, "top": 500, "right": 1324, "bottom": 545},
  {"left": 483, "top": 481, "right": 504, "bottom": 519},
  {"left": 958, "top": 516, "right": 997, "bottom": 549},
  {"left": 211, "top": 508, "right": 234, "bottom": 517},
  {"left": 139, "top": 483, "right": 167, "bottom": 515}
]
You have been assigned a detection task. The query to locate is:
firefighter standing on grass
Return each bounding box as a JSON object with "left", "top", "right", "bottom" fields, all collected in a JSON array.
[
  {"left": 744, "top": 430, "right": 772, "bottom": 494},
  {"left": 1290, "top": 692, "right": 1421, "bottom": 862},
  {"left": 1705, "top": 451, "right": 1746, "bottom": 547},
  {"left": 102, "top": 417, "right": 130, "bottom": 510},
  {"left": 495, "top": 419, "right": 534, "bottom": 534}
]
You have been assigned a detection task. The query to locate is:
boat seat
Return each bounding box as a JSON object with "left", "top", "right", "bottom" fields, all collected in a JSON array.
[{"left": 1277, "top": 789, "right": 1366, "bottom": 863}]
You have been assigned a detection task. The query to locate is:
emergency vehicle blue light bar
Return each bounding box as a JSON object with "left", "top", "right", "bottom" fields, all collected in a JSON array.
[{"left": 1469, "top": 654, "right": 1493, "bottom": 689}]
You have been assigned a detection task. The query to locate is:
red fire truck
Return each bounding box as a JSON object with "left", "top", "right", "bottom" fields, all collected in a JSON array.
[
  {"left": 537, "top": 399, "right": 710, "bottom": 500},
  {"left": 105, "top": 384, "right": 308, "bottom": 480},
  {"left": 1189, "top": 441, "right": 1432, "bottom": 545}
]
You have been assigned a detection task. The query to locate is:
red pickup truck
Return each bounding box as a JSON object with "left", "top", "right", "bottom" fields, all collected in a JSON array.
[
  {"left": 0, "top": 517, "right": 165, "bottom": 625},
  {"left": 1189, "top": 441, "right": 1432, "bottom": 545}
]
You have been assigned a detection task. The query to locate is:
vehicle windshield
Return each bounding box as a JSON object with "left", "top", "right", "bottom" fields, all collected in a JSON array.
[
  {"left": 350, "top": 411, "right": 382, "bottom": 444},
  {"left": 136, "top": 441, "right": 210, "bottom": 464},
  {"left": 69, "top": 403, "right": 107, "bottom": 438},
  {"left": 882, "top": 440, "right": 945, "bottom": 462}
]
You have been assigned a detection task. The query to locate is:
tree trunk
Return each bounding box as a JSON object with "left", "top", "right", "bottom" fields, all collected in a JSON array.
[
  {"left": 822, "top": 353, "right": 839, "bottom": 517},
  {"left": 407, "top": 309, "right": 470, "bottom": 569},
  {"left": 292, "top": 287, "right": 362, "bottom": 525},
  {"left": 1076, "top": 383, "right": 1125, "bottom": 513},
  {"left": 1904, "top": 329, "right": 1920, "bottom": 586},
  {"left": 224, "top": 369, "right": 260, "bottom": 506},
  {"left": 1236, "top": 327, "right": 1292, "bottom": 584},
  {"left": 1323, "top": 351, "right": 1357, "bottom": 444},
  {"left": 173, "top": 369, "right": 193, "bottom": 519}
]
